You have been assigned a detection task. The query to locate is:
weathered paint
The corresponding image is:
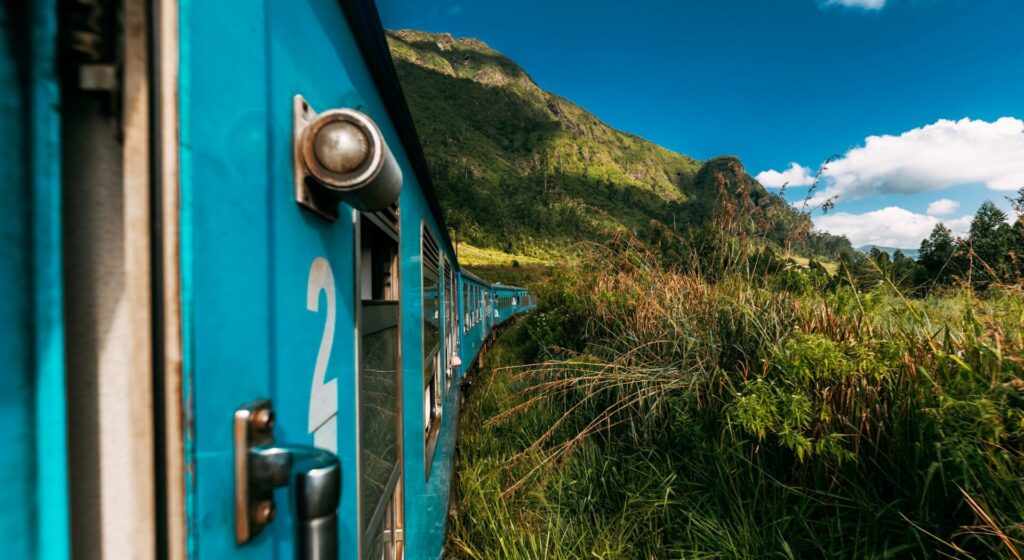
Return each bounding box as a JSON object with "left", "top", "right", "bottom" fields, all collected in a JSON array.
[
  {"left": 0, "top": 1, "right": 537, "bottom": 558},
  {"left": 0, "top": 0, "right": 70, "bottom": 557},
  {"left": 176, "top": 1, "right": 536, "bottom": 557},
  {"left": 179, "top": 0, "right": 463, "bottom": 556}
]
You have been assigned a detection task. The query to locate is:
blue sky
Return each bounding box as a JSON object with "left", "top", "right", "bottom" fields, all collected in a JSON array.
[{"left": 377, "top": 0, "right": 1024, "bottom": 248}]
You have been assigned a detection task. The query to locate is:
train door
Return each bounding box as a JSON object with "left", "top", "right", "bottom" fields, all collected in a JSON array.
[{"left": 175, "top": 1, "right": 410, "bottom": 558}]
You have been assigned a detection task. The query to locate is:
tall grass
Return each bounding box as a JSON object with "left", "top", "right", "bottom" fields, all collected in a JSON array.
[{"left": 447, "top": 236, "right": 1024, "bottom": 559}]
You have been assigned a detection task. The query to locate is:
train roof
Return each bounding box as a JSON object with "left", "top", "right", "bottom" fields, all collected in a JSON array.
[
  {"left": 459, "top": 271, "right": 528, "bottom": 293},
  {"left": 492, "top": 283, "right": 527, "bottom": 292},
  {"left": 459, "top": 269, "right": 490, "bottom": 287},
  {"left": 340, "top": 0, "right": 457, "bottom": 259}
]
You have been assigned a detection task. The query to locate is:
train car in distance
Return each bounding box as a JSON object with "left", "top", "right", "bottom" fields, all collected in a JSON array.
[{"left": 0, "top": 1, "right": 535, "bottom": 559}]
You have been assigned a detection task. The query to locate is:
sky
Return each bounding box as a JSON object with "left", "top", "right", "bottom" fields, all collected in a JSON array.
[{"left": 376, "top": 0, "right": 1024, "bottom": 249}]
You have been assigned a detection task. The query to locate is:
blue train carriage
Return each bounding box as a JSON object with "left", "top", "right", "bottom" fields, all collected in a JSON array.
[
  {"left": 172, "top": 0, "right": 475, "bottom": 557},
  {"left": 458, "top": 270, "right": 494, "bottom": 377},
  {"left": 492, "top": 284, "right": 528, "bottom": 325},
  {"left": 1, "top": 0, "right": 535, "bottom": 558}
]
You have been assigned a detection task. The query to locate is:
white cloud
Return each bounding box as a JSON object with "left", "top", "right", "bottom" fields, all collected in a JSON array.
[
  {"left": 825, "top": 0, "right": 886, "bottom": 9},
  {"left": 755, "top": 162, "right": 816, "bottom": 188},
  {"left": 804, "top": 117, "right": 1024, "bottom": 206},
  {"left": 814, "top": 206, "right": 972, "bottom": 248},
  {"left": 925, "top": 198, "right": 960, "bottom": 216}
]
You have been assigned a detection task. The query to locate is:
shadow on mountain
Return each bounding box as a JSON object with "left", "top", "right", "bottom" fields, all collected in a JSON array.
[{"left": 389, "top": 30, "right": 851, "bottom": 260}]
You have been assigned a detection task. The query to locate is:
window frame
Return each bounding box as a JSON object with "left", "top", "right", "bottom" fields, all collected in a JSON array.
[
  {"left": 421, "top": 224, "right": 442, "bottom": 478},
  {"left": 443, "top": 256, "right": 456, "bottom": 391}
]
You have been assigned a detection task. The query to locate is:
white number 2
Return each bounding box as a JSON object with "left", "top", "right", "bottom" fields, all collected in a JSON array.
[{"left": 307, "top": 257, "right": 338, "bottom": 453}]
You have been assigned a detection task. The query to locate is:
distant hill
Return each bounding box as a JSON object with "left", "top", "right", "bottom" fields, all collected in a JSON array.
[
  {"left": 859, "top": 245, "right": 920, "bottom": 260},
  {"left": 387, "top": 30, "right": 851, "bottom": 258}
]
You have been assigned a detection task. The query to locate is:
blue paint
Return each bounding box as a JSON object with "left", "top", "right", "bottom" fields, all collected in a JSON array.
[
  {"left": 178, "top": 1, "right": 535, "bottom": 557},
  {"left": 181, "top": 0, "right": 273, "bottom": 555},
  {"left": 0, "top": 2, "right": 535, "bottom": 558},
  {"left": 0, "top": 0, "right": 70, "bottom": 557},
  {"left": 29, "top": 2, "right": 69, "bottom": 557},
  {"left": 458, "top": 275, "right": 489, "bottom": 374}
]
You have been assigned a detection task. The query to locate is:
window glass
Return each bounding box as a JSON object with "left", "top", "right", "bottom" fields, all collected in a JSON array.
[
  {"left": 422, "top": 237, "right": 440, "bottom": 364},
  {"left": 443, "top": 258, "right": 455, "bottom": 387},
  {"left": 358, "top": 218, "right": 402, "bottom": 554}
]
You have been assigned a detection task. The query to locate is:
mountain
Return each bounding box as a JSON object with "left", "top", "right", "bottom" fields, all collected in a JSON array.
[{"left": 387, "top": 30, "right": 850, "bottom": 258}]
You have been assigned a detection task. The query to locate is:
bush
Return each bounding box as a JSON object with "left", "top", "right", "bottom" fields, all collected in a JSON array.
[{"left": 449, "top": 238, "right": 1024, "bottom": 559}]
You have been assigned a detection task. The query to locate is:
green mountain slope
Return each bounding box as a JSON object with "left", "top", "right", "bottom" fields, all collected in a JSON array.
[{"left": 387, "top": 30, "right": 848, "bottom": 258}]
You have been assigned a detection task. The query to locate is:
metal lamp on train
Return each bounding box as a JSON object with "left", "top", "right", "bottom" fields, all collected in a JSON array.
[{"left": 295, "top": 100, "right": 403, "bottom": 215}]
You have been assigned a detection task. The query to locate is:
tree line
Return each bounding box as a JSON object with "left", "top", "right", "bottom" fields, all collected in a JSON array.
[{"left": 830, "top": 189, "right": 1024, "bottom": 294}]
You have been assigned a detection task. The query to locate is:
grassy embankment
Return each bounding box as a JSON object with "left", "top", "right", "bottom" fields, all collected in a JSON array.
[
  {"left": 457, "top": 243, "right": 555, "bottom": 289},
  {"left": 447, "top": 238, "right": 1024, "bottom": 559}
]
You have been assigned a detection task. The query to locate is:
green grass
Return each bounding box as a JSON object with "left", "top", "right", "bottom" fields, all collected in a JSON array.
[
  {"left": 447, "top": 239, "right": 1024, "bottom": 559},
  {"left": 456, "top": 244, "right": 556, "bottom": 289},
  {"left": 457, "top": 244, "right": 555, "bottom": 267}
]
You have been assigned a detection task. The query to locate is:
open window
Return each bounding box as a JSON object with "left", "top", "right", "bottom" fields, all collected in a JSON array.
[
  {"left": 421, "top": 226, "right": 442, "bottom": 476},
  {"left": 358, "top": 208, "right": 403, "bottom": 558},
  {"left": 444, "top": 257, "right": 457, "bottom": 389},
  {"left": 462, "top": 283, "right": 469, "bottom": 335}
]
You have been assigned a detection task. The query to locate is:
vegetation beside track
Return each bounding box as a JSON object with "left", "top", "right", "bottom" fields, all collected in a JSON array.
[{"left": 447, "top": 239, "right": 1024, "bottom": 559}]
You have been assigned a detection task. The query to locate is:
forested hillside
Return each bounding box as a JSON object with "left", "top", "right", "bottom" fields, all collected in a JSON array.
[
  {"left": 390, "top": 29, "right": 1024, "bottom": 560},
  {"left": 387, "top": 30, "right": 850, "bottom": 259}
]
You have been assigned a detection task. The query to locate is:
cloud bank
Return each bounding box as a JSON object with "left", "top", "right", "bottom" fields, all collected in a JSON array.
[
  {"left": 755, "top": 162, "right": 815, "bottom": 188},
  {"left": 819, "top": 117, "right": 1024, "bottom": 203},
  {"left": 815, "top": 206, "right": 972, "bottom": 248},
  {"left": 757, "top": 117, "right": 1024, "bottom": 207}
]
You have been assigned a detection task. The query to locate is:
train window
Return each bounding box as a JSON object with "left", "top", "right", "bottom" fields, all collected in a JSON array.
[
  {"left": 462, "top": 284, "right": 469, "bottom": 334},
  {"left": 358, "top": 212, "right": 403, "bottom": 558},
  {"left": 444, "top": 257, "right": 456, "bottom": 389},
  {"left": 422, "top": 226, "right": 442, "bottom": 476}
]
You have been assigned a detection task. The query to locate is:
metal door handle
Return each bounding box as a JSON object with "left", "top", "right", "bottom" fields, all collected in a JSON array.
[{"left": 235, "top": 400, "right": 341, "bottom": 560}]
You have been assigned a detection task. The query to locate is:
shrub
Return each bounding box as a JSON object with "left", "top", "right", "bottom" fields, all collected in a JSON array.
[{"left": 450, "top": 238, "right": 1024, "bottom": 559}]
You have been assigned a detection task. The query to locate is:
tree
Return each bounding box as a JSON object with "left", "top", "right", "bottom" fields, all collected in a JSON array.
[
  {"left": 1008, "top": 187, "right": 1024, "bottom": 278},
  {"left": 1008, "top": 186, "right": 1024, "bottom": 216},
  {"left": 967, "top": 201, "right": 1014, "bottom": 285},
  {"left": 868, "top": 247, "right": 892, "bottom": 278},
  {"left": 890, "top": 249, "right": 917, "bottom": 291},
  {"left": 831, "top": 250, "right": 879, "bottom": 291},
  {"left": 916, "top": 223, "right": 957, "bottom": 289}
]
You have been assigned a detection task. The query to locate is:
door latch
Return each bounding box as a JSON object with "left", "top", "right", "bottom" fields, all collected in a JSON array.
[{"left": 235, "top": 400, "right": 341, "bottom": 559}]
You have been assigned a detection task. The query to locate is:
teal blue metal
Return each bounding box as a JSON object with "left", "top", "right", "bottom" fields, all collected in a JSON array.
[
  {"left": 181, "top": 0, "right": 422, "bottom": 556},
  {"left": 400, "top": 215, "right": 459, "bottom": 559},
  {"left": 180, "top": 1, "right": 535, "bottom": 557},
  {"left": 457, "top": 273, "right": 491, "bottom": 374},
  {"left": 0, "top": 0, "right": 71, "bottom": 558},
  {"left": 493, "top": 286, "right": 522, "bottom": 325}
]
